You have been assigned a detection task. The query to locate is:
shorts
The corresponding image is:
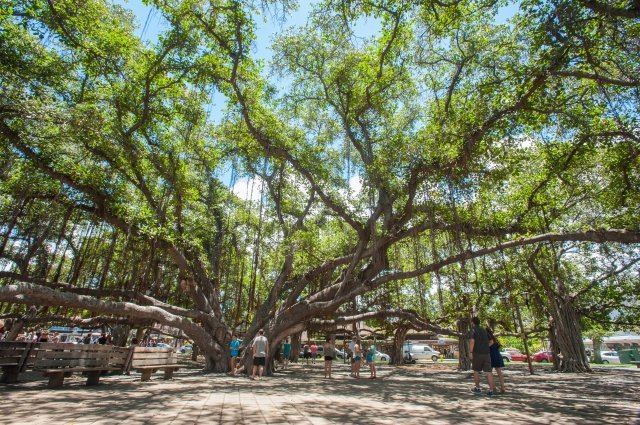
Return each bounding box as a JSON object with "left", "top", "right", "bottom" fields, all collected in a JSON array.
[
  {"left": 472, "top": 353, "right": 492, "bottom": 373},
  {"left": 354, "top": 356, "right": 361, "bottom": 362},
  {"left": 253, "top": 356, "right": 266, "bottom": 366},
  {"left": 324, "top": 356, "right": 333, "bottom": 361},
  {"left": 366, "top": 355, "right": 373, "bottom": 363},
  {"left": 304, "top": 352, "right": 312, "bottom": 359}
]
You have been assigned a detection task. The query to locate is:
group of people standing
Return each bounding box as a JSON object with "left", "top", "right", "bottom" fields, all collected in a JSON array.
[
  {"left": 233, "top": 322, "right": 507, "bottom": 391},
  {"left": 469, "top": 316, "right": 506, "bottom": 396},
  {"left": 348, "top": 336, "right": 378, "bottom": 379},
  {"left": 294, "top": 335, "right": 378, "bottom": 379},
  {"left": 228, "top": 331, "right": 379, "bottom": 380}
]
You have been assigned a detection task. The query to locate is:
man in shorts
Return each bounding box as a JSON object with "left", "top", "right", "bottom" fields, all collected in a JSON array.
[
  {"left": 469, "top": 316, "right": 496, "bottom": 396},
  {"left": 251, "top": 329, "right": 268, "bottom": 380}
]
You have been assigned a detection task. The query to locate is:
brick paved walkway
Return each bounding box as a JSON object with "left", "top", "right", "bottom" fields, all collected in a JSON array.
[{"left": 1, "top": 362, "right": 639, "bottom": 424}]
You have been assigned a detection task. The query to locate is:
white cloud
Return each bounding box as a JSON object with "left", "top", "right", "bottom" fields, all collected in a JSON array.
[{"left": 232, "top": 177, "right": 265, "bottom": 201}]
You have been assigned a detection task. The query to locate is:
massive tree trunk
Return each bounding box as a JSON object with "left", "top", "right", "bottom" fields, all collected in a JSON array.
[
  {"left": 528, "top": 253, "right": 592, "bottom": 373},
  {"left": 592, "top": 336, "right": 603, "bottom": 363},
  {"left": 290, "top": 331, "right": 302, "bottom": 363},
  {"left": 549, "top": 297, "right": 591, "bottom": 372},
  {"left": 391, "top": 326, "right": 408, "bottom": 365},
  {"left": 457, "top": 318, "right": 471, "bottom": 371},
  {"left": 111, "top": 324, "right": 130, "bottom": 347}
]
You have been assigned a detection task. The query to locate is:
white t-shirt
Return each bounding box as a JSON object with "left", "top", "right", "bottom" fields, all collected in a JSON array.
[{"left": 253, "top": 335, "right": 268, "bottom": 357}]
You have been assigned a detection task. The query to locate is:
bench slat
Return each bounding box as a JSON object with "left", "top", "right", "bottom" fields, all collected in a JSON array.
[
  {"left": 133, "top": 347, "right": 175, "bottom": 353},
  {"left": 35, "top": 360, "right": 110, "bottom": 368},
  {"left": 0, "top": 356, "right": 28, "bottom": 364},
  {"left": 0, "top": 348, "right": 30, "bottom": 356},
  {"left": 134, "top": 364, "right": 180, "bottom": 370},
  {"left": 37, "top": 351, "right": 112, "bottom": 360},
  {"left": 41, "top": 366, "right": 121, "bottom": 374},
  {"left": 37, "top": 343, "right": 113, "bottom": 351},
  {"left": 131, "top": 359, "right": 178, "bottom": 367}
]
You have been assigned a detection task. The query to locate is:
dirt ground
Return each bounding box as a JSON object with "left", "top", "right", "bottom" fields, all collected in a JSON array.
[{"left": 1, "top": 361, "right": 639, "bottom": 424}]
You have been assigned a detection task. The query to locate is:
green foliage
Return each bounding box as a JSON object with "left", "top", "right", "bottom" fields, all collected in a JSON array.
[{"left": 0, "top": 0, "right": 638, "bottom": 350}]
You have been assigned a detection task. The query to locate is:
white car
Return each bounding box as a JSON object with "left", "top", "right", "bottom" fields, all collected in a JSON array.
[
  {"left": 375, "top": 351, "right": 390, "bottom": 362},
  {"left": 403, "top": 343, "right": 441, "bottom": 361},
  {"left": 600, "top": 351, "right": 620, "bottom": 364},
  {"left": 500, "top": 351, "right": 513, "bottom": 362}
]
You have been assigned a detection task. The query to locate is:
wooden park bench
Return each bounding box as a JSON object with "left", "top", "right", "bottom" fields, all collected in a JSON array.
[
  {"left": 32, "top": 343, "right": 125, "bottom": 388},
  {"left": 0, "top": 341, "right": 36, "bottom": 383},
  {"left": 129, "top": 347, "right": 180, "bottom": 381}
]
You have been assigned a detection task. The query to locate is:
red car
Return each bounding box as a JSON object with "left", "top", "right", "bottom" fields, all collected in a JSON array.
[
  {"left": 531, "top": 351, "right": 554, "bottom": 362},
  {"left": 504, "top": 348, "right": 528, "bottom": 362}
]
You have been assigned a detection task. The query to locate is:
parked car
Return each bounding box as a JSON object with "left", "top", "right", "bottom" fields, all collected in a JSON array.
[
  {"left": 179, "top": 345, "right": 193, "bottom": 354},
  {"left": 156, "top": 343, "right": 172, "bottom": 349},
  {"left": 600, "top": 351, "right": 621, "bottom": 364},
  {"left": 531, "top": 351, "right": 554, "bottom": 362},
  {"left": 403, "top": 342, "right": 441, "bottom": 362},
  {"left": 504, "top": 347, "right": 528, "bottom": 362},
  {"left": 334, "top": 348, "right": 346, "bottom": 359},
  {"left": 499, "top": 351, "right": 512, "bottom": 362},
  {"left": 374, "top": 351, "right": 390, "bottom": 362}
]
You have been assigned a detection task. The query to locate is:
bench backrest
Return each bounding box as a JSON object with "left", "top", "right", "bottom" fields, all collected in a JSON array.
[
  {"left": 0, "top": 341, "right": 36, "bottom": 371},
  {"left": 109, "top": 346, "right": 134, "bottom": 370},
  {"left": 33, "top": 343, "right": 114, "bottom": 370},
  {"left": 131, "top": 347, "right": 177, "bottom": 368}
]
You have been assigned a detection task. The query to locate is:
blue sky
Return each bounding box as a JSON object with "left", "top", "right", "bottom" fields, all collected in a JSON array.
[
  {"left": 112, "top": 0, "right": 383, "bottom": 58},
  {"left": 114, "top": 1, "right": 518, "bottom": 45}
]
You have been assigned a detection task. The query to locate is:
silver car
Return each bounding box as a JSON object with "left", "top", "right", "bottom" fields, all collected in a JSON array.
[
  {"left": 500, "top": 351, "right": 512, "bottom": 362},
  {"left": 600, "top": 351, "right": 620, "bottom": 364}
]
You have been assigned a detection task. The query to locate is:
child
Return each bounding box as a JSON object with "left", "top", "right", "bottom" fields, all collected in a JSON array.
[{"left": 366, "top": 343, "right": 377, "bottom": 379}]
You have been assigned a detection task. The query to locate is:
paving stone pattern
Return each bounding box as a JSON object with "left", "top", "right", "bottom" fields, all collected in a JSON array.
[{"left": 1, "top": 362, "right": 639, "bottom": 424}]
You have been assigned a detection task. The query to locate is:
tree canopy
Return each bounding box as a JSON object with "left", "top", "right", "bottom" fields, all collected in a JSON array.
[{"left": 1, "top": 0, "right": 638, "bottom": 372}]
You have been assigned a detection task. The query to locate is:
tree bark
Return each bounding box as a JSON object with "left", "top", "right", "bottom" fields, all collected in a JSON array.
[
  {"left": 4, "top": 305, "right": 37, "bottom": 341},
  {"left": 457, "top": 318, "right": 471, "bottom": 371},
  {"left": 391, "top": 326, "right": 408, "bottom": 365},
  {"left": 528, "top": 254, "right": 592, "bottom": 373}
]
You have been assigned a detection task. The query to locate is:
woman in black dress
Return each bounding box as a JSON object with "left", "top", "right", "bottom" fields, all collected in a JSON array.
[{"left": 487, "top": 327, "right": 506, "bottom": 394}]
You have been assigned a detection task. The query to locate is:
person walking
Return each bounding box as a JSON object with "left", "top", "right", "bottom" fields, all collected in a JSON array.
[
  {"left": 323, "top": 337, "right": 335, "bottom": 378},
  {"left": 229, "top": 335, "right": 241, "bottom": 376},
  {"left": 303, "top": 342, "right": 311, "bottom": 365},
  {"left": 310, "top": 341, "right": 318, "bottom": 364},
  {"left": 251, "top": 329, "right": 268, "bottom": 380},
  {"left": 487, "top": 327, "right": 506, "bottom": 394},
  {"left": 469, "top": 316, "right": 496, "bottom": 396}
]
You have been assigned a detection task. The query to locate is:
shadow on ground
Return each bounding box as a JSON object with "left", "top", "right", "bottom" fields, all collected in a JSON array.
[{"left": 1, "top": 362, "right": 639, "bottom": 424}]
